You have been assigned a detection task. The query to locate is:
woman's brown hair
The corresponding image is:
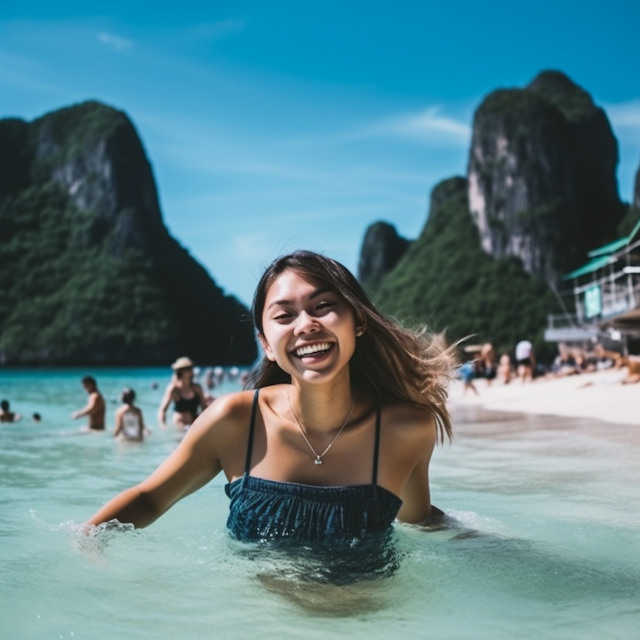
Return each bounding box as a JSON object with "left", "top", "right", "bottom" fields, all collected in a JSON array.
[{"left": 245, "top": 251, "right": 457, "bottom": 442}]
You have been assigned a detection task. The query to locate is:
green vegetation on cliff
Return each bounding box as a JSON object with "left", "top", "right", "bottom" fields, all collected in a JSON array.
[
  {"left": 358, "top": 221, "right": 410, "bottom": 294},
  {"left": 373, "top": 178, "right": 556, "bottom": 355},
  {"left": 0, "top": 102, "right": 256, "bottom": 365},
  {"left": 0, "top": 182, "right": 169, "bottom": 361},
  {"left": 618, "top": 205, "right": 640, "bottom": 237},
  {"left": 479, "top": 71, "right": 596, "bottom": 126}
]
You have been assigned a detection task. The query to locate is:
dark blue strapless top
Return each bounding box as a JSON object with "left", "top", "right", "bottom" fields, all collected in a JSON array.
[{"left": 225, "top": 390, "right": 403, "bottom": 544}]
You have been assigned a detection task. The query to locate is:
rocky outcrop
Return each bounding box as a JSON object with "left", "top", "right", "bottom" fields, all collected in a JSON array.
[
  {"left": 0, "top": 101, "right": 257, "bottom": 365},
  {"left": 370, "top": 177, "right": 555, "bottom": 352},
  {"left": 468, "top": 70, "right": 624, "bottom": 282},
  {"left": 357, "top": 221, "right": 410, "bottom": 293},
  {"left": 618, "top": 160, "right": 640, "bottom": 237}
]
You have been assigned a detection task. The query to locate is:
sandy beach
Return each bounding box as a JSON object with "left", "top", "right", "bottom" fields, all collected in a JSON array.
[{"left": 451, "top": 368, "right": 638, "bottom": 427}]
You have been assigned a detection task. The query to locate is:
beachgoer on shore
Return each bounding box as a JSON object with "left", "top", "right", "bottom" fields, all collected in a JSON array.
[
  {"left": 88, "top": 250, "right": 456, "bottom": 546},
  {"left": 515, "top": 340, "right": 535, "bottom": 383},
  {"left": 157, "top": 357, "right": 209, "bottom": 430},
  {"left": 497, "top": 353, "right": 512, "bottom": 384},
  {"left": 458, "top": 358, "right": 479, "bottom": 396},
  {"left": 480, "top": 343, "right": 497, "bottom": 385},
  {"left": 71, "top": 377, "right": 106, "bottom": 431},
  {"left": 0, "top": 400, "right": 21, "bottom": 423},
  {"left": 552, "top": 343, "right": 579, "bottom": 377},
  {"left": 114, "top": 388, "right": 150, "bottom": 442}
]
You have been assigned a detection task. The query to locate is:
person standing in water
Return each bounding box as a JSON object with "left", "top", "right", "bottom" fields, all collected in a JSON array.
[
  {"left": 0, "top": 400, "right": 21, "bottom": 423},
  {"left": 157, "top": 357, "right": 208, "bottom": 430},
  {"left": 114, "top": 388, "right": 149, "bottom": 442},
  {"left": 71, "top": 376, "right": 106, "bottom": 431},
  {"left": 88, "top": 251, "right": 455, "bottom": 544}
]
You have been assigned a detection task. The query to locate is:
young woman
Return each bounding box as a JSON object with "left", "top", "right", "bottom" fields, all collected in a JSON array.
[
  {"left": 157, "top": 357, "right": 208, "bottom": 430},
  {"left": 114, "top": 388, "right": 149, "bottom": 442},
  {"left": 88, "top": 251, "right": 456, "bottom": 543}
]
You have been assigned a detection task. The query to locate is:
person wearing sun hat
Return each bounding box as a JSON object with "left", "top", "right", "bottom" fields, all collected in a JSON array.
[{"left": 157, "top": 357, "right": 208, "bottom": 430}]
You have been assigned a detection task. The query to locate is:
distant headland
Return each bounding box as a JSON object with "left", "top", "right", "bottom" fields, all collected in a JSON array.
[{"left": 0, "top": 101, "right": 257, "bottom": 366}]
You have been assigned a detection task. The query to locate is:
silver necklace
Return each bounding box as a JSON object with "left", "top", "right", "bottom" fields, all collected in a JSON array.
[{"left": 288, "top": 392, "right": 355, "bottom": 465}]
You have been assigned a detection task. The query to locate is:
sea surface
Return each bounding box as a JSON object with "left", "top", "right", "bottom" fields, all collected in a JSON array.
[{"left": 1, "top": 368, "right": 639, "bottom": 639}]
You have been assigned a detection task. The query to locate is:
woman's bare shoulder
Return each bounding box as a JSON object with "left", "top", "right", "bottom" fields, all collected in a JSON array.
[
  {"left": 200, "top": 389, "right": 257, "bottom": 423},
  {"left": 181, "top": 390, "right": 256, "bottom": 451},
  {"left": 381, "top": 400, "right": 436, "bottom": 437}
]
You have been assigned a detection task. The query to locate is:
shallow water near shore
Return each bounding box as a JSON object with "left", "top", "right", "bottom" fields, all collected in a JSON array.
[{"left": 1, "top": 369, "right": 639, "bottom": 639}]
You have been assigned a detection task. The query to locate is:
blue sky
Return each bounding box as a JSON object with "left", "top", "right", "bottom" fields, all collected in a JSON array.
[{"left": 2, "top": 1, "right": 639, "bottom": 305}]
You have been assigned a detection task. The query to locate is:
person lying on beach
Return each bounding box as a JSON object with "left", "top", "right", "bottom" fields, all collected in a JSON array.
[
  {"left": 621, "top": 355, "right": 640, "bottom": 385},
  {"left": 87, "top": 250, "right": 455, "bottom": 545},
  {"left": 157, "top": 358, "right": 209, "bottom": 431},
  {"left": 0, "top": 400, "right": 21, "bottom": 423},
  {"left": 71, "top": 376, "right": 106, "bottom": 431},
  {"left": 114, "top": 388, "right": 151, "bottom": 442}
]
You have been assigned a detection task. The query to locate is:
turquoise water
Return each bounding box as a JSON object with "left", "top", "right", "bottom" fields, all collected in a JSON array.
[{"left": 1, "top": 369, "right": 639, "bottom": 639}]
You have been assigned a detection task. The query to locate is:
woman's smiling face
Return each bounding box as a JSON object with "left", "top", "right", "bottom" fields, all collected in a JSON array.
[{"left": 259, "top": 269, "right": 358, "bottom": 384}]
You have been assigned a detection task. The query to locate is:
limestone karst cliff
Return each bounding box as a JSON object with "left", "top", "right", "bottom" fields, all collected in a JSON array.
[
  {"left": 467, "top": 70, "right": 624, "bottom": 283},
  {"left": 357, "top": 221, "right": 410, "bottom": 294},
  {"left": 370, "top": 178, "right": 555, "bottom": 352},
  {"left": 0, "top": 101, "right": 257, "bottom": 365}
]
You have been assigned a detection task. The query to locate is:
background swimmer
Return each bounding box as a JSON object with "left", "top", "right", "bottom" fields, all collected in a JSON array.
[
  {"left": 0, "top": 399, "right": 21, "bottom": 423},
  {"left": 71, "top": 376, "right": 106, "bottom": 431},
  {"left": 114, "top": 388, "right": 150, "bottom": 442},
  {"left": 157, "top": 357, "right": 209, "bottom": 430}
]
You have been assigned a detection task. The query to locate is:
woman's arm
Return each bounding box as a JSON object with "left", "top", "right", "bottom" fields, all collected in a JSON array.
[
  {"left": 72, "top": 393, "right": 97, "bottom": 419},
  {"left": 88, "top": 394, "right": 245, "bottom": 528},
  {"left": 139, "top": 408, "right": 152, "bottom": 436},
  {"left": 194, "top": 383, "right": 209, "bottom": 410},
  {"left": 157, "top": 384, "right": 174, "bottom": 429},
  {"left": 395, "top": 412, "right": 437, "bottom": 524},
  {"left": 113, "top": 407, "right": 124, "bottom": 437}
]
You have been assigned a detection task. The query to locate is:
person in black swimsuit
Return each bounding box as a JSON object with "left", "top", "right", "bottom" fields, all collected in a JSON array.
[
  {"left": 88, "top": 251, "right": 455, "bottom": 549},
  {"left": 157, "top": 357, "right": 208, "bottom": 430}
]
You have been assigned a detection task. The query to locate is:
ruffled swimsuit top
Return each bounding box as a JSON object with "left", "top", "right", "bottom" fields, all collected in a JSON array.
[{"left": 225, "top": 390, "right": 403, "bottom": 544}]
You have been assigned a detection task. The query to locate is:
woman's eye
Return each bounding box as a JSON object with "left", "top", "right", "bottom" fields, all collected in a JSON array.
[
  {"left": 274, "top": 313, "right": 292, "bottom": 320},
  {"left": 316, "top": 302, "right": 334, "bottom": 311}
]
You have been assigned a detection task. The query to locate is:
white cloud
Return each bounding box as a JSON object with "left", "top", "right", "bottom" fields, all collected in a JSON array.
[
  {"left": 97, "top": 32, "right": 133, "bottom": 52},
  {"left": 365, "top": 106, "right": 471, "bottom": 144},
  {"left": 605, "top": 100, "right": 640, "bottom": 133},
  {"left": 186, "top": 19, "right": 245, "bottom": 41}
]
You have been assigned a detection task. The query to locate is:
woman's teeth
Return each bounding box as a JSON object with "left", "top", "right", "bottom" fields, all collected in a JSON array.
[{"left": 295, "top": 343, "right": 331, "bottom": 357}]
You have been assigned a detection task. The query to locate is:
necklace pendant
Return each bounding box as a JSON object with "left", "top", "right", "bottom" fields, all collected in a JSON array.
[{"left": 314, "top": 457, "right": 323, "bottom": 465}]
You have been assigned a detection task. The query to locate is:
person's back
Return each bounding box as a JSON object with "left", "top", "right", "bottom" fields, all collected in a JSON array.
[
  {"left": 114, "top": 388, "right": 146, "bottom": 442},
  {"left": 121, "top": 407, "right": 144, "bottom": 441}
]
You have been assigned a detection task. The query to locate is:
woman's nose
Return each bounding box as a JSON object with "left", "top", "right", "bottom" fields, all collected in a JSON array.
[{"left": 294, "top": 312, "right": 319, "bottom": 335}]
